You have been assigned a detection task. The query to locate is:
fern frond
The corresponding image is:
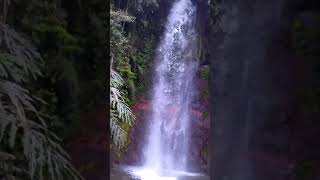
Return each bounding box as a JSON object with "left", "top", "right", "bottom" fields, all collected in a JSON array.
[
  {"left": 110, "top": 69, "right": 135, "bottom": 148},
  {"left": 0, "top": 23, "right": 42, "bottom": 79},
  {"left": 0, "top": 24, "right": 83, "bottom": 180},
  {"left": 110, "top": 111, "right": 127, "bottom": 147}
]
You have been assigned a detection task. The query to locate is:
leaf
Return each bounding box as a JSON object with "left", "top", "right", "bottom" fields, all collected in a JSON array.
[
  {"left": 110, "top": 69, "right": 135, "bottom": 148},
  {"left": 0, "top": 23, "right": 83, "bottom": 180}
]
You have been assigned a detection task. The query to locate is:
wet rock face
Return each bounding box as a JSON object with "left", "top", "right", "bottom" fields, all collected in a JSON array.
[
  {"left": 196, "top": 0, "right": 320, "bottom": 179},
  {"left": 197, "top": 0, "right": 296, "bottom": 180},
  {"left": 67, "top": 108, "right": 108, "bottom": 180},
  {"left": 122, "top": 75, "right": 210, "bottom": 173},
  {"left": 121, "top": 96, "right": 151, "bottom": 166}
]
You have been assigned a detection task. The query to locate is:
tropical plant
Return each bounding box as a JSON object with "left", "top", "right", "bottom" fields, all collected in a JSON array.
[
  {"left": 110, "top": 6, "right": 136, "bottom": 148},
  {"left": 110, "top": 68, "right": 135, "bottom": 148},
  {"left": 0, "top": 23, "right": 82, "bottom": 180}
]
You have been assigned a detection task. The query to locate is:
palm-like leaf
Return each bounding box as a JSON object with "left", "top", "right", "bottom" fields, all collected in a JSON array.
[
  {"left": 109, "top": 6, "right": 136, "bottom": 149},
  {"left": 110, "top": 69, "right": 135, "bottom": 148},
  {"left": 0, "top": 23, "right": 83, "bottom": 180}
]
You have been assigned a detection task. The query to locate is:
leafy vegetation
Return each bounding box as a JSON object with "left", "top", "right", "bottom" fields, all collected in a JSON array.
[
  {"left": 109, "top": 5, "right": 136, "bottom": 149},
  {"left": 0, "top": 22, "right": 82, "bottom": 180},
  {"left": 109, "top": 0, "right": 165, "bottom": 149},
  {"left": 0, "top": 0, "right": 108, "bottom": 179},
  {"left": 110, "top": 69, "right": 135, "bottom": 148}
]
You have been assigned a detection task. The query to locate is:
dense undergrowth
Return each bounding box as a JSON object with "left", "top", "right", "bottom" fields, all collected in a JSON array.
[{"left": 0, "top": 0, "right": 106, "bottom": 179}]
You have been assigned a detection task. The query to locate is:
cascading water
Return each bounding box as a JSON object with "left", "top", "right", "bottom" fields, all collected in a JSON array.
[
  {"left": 126, "top": 0, "right": 199, "bottom": 179},
  {"left": 143, "top": 0, "right": 197, "bottom": 172},
  {"left": 118, "top": 1, "right": 213, "bottom": 179}
]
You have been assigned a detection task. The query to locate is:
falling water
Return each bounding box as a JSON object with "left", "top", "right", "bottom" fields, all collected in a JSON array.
[
  {"left": 118, "top": 0, "right": 209, "bottom": 179},
  {"left": 142, "top": 0, "right": 198, "bottom": 175}
]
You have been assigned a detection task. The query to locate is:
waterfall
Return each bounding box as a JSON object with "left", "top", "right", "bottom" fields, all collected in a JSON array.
[{"left": 143, "top": 0, "right": 198, "bottom": 173}]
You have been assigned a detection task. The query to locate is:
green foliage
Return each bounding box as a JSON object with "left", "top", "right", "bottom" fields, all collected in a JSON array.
[
  {"left": 109, "top": 4, "right": 138, "bottom": 149},
  {"left": 200, "top": 65, "right": 210, "bottom": 80},
  {"left": 110, "top": 7, "right": 137, "bottom": 96},
  {"left": 32, "top": 21, "right": 80, "bottom": 52},
  {"left": 110, "top": 8, "right": 135, "bottom": 55},
  {"left": 0, "top": 23, "right": 42, "bottom": 78},
  {"left": 2, "top": 0, "right": 111, "bottom": 178},
  {"left": 132, "top": 36, "right": 156, "bottom": 93},
  {"left": 109, "top": 0, "right": 169, "bottom": 152},
  {"left": 110, "top": 69, "right": 135, "bottom": 148},
  {"left": 0, "top": 23, "right": 83, "bottom": 180},
  {"left": 17, "top": 0, "right": 85, "bottom": 142},
  {"left": 120, "top": 67, "right": 136, "bottom": 80}
]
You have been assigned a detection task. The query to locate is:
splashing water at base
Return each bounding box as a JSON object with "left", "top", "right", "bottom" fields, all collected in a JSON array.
[
  {"left": 127, "top": 168, "right": 177, "bottom": 180},
  {"left": 120, "top": 166, "right": 205, "bottom": 180}
]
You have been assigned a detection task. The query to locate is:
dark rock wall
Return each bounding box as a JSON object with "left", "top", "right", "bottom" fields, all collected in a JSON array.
[
  {"left": 197, "top": 0, "right": 294, "bottom": 179},
  {"left": 196, "top": 0, "right": 320, "bottom": 180},
  {"left": 67, "top": 108, "right": 108, "bottom": 180}
]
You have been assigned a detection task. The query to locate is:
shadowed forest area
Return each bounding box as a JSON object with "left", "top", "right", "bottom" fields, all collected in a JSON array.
[{"left": 0, "top": 0, "right": 107, "bottom": 179}]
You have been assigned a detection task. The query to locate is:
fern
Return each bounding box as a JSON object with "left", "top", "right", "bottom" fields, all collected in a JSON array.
[
  {"left": 110, "top": 69, "right": 135, "bottom": 148},
  {"left": 109, "top": 6, "right": 136, "bottom": 149},
  {"left": 0, "top": 23, "right": 83, "bottom": 180}
]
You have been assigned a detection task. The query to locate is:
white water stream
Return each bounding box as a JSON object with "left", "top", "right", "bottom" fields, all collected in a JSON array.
[{"left": 123, "top": 0, "right": 199, "bottom": 179}]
